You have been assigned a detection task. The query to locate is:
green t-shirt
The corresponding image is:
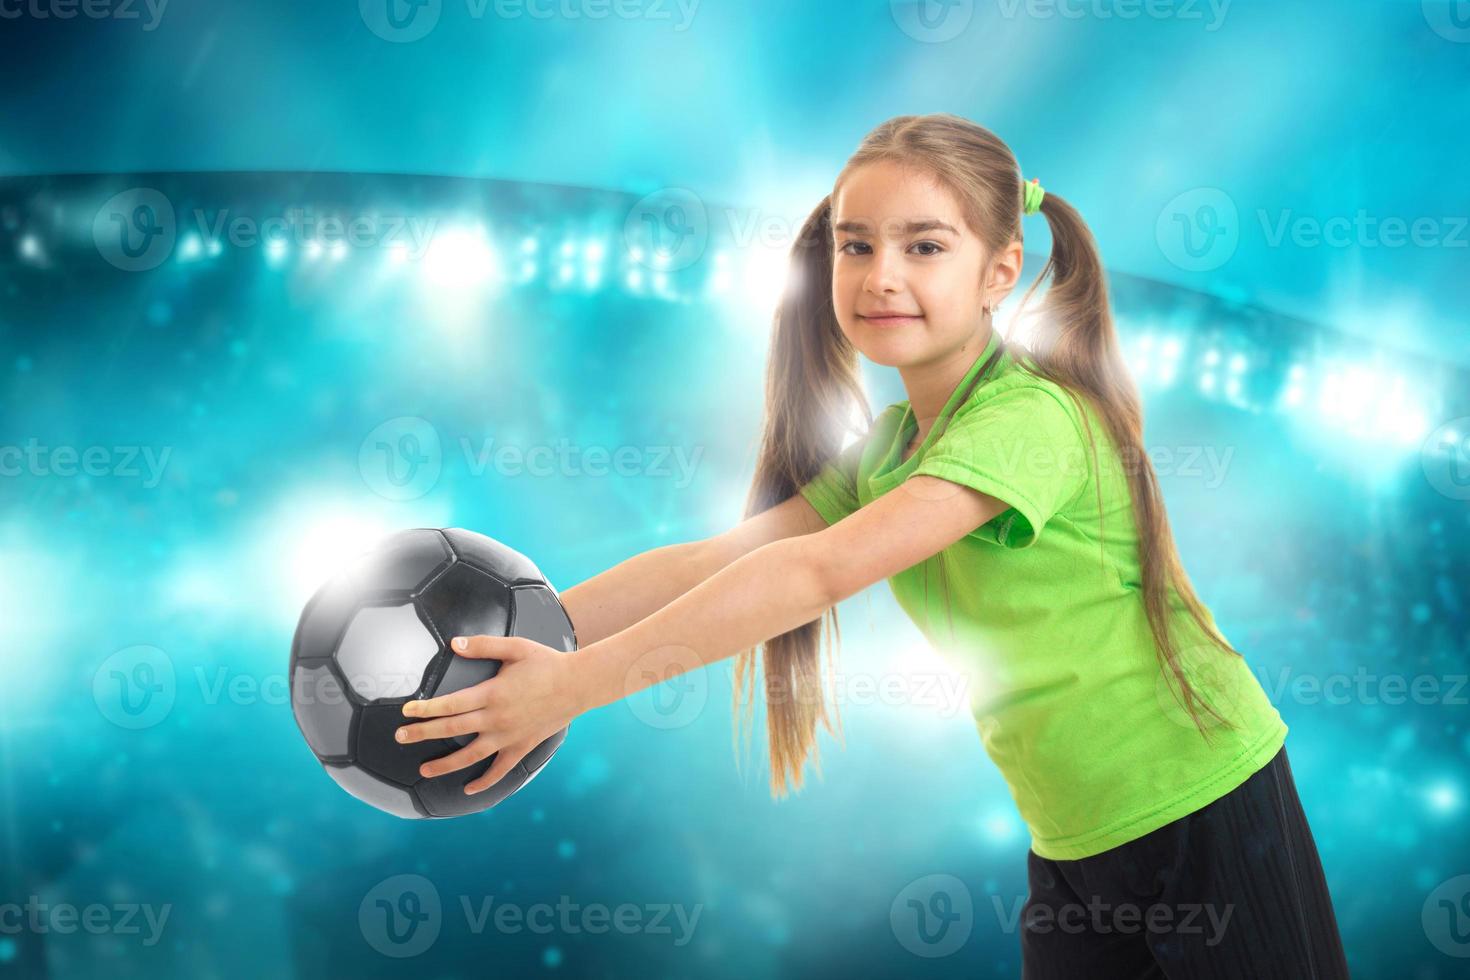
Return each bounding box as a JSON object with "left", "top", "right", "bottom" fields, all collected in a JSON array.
[{"left": 798, "top": 328, "right": 1287, "bottom": 860}]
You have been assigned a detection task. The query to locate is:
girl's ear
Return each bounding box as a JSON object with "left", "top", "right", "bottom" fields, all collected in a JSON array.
[{"left": 985, "top": 240, "right": 1026, "bottom": 301}]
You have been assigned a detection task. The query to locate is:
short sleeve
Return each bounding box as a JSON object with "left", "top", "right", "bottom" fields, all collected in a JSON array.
[
  {"left": 797, "top": 434, "right": 866, "bottom": 526},
  {"left": 910, "top": 384, "right": 1090, "bottom": 549}
]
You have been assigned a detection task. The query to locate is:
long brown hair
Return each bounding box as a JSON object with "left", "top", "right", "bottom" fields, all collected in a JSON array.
[{"left": 733, "top": 113, "right": 1240, "bottom": 799}]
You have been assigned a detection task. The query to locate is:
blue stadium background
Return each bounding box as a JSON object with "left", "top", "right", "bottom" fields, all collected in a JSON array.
[{"left": 1, "top": 2, "right": 1468, "bottom": 977}]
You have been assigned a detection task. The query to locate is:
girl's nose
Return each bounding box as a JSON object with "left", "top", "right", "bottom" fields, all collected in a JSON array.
[{"left": 864, "top": 248, "right": 904, "bottom": 292}]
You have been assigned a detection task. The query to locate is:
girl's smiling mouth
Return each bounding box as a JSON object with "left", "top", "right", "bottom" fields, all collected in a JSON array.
[{"left": 860, "top": 310, "right": 924, "bottom": 326}]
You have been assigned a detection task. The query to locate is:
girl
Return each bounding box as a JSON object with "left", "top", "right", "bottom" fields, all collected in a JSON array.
[{"left": 396, "top": 113, "right": 1350, "bottom": 978}]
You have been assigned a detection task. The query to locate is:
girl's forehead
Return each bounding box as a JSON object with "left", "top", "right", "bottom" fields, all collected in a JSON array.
[{"left": 834, "top": 167, "right": 965, "bottom": 223}]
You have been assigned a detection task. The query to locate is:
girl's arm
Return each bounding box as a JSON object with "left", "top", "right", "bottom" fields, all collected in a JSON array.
[
  {"left": 559, "top": 491, "right": 829, "bottom": 647},
  {"left": 395, "top": 477, "right": 1012, "bottom": 794},
  {"left": 572, "top": 475, "right": 1013, "bottom": 712}
]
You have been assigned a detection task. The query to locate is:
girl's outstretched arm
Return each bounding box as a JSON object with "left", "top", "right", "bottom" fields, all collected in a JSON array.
[
  {"left": 573, "top": 475, "right": 1013, "bottom": 712},
  {"left": 396, "top": 476, "right": 1011, "bottom": 792},
  {"left": 559, "top": 492, "right": 828, "bottom": 647}
]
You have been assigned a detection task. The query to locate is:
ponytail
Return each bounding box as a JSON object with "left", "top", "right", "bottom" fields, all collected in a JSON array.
[
  {"left": 733, "top": 197, "right": 868, "bottom": 797},
  {"left": 1019, "top": 188, "right": 1241, "bottom": 736}
]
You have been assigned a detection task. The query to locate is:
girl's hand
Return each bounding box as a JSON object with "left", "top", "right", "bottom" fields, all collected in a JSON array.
[{"left": 397, "top": 635, "right": 583, "bottom": 795}]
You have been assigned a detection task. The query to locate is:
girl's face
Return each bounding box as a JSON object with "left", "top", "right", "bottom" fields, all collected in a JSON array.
[{"left": 830, "top": 159, "right": 1019, "bottom": 368}]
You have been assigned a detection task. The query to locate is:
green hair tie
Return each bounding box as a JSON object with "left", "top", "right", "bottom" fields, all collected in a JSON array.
[{"left": 1022, "top": 177, "right": 1045, "bottom": 216}]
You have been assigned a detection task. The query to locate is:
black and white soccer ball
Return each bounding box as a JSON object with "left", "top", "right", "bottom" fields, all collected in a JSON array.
[{"left": 289, "top": 527, "right": 577, "bottom": 818}]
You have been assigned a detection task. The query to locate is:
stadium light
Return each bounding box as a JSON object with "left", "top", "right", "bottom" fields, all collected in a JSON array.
[{"left": 420, "top": 226, "right": 501, "bottom": 290}]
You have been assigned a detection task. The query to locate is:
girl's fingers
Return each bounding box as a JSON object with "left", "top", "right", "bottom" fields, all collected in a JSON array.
[
  {"left": 452, "top": 635, "right": 531, "bottom": 660},
  {"left": 418, "top": 734, "right": 499, "bottom": 779},
  {"left": 465, "top": 742, "right": 532, "bottom": 795},
  {"left": 395, "top": 708, "right": 487, "bottom": 744},
  {"left": 403, "top": 680, "right": 489, "bottom": 719}
]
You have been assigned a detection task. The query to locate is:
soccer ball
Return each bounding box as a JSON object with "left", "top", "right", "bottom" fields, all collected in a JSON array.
[{"left": 289, "top": 527, "right": 577, "bottom": 818}]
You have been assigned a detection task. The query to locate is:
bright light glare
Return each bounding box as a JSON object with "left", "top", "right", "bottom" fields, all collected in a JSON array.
[
  {"left": 739, "top": 246, "right": 791, "bottom": 314},
  {"left": 1310, "top": 363, "right": 1432, "bottom": 446},
  {"left": 421, "top": 227, "right": 501, "bottom": 290},
  {"left": 1426, "top": 781, "right": 1461, "bottom": 815}
]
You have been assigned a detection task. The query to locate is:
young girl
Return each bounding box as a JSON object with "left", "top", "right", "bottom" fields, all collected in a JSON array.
[{"left": 397, "top": 113, "right": 1350, "bottom": 978}]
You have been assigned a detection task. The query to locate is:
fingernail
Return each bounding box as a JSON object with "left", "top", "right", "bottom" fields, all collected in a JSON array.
[
  {"left": 395, "top": 729, "right": 408, "bottom": 742},
  {"left": 453, "top": 637, "right": 467, "bottom": 652}
]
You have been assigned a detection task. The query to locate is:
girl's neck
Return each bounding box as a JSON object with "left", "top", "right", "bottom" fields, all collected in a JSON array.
[{"left": 899, "top": 324, "right": 994, "bottom": 448}]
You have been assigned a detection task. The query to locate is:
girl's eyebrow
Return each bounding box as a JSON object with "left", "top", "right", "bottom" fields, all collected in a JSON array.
[{"left": 833, "top": 218, "right": 959, "bottom": 236}]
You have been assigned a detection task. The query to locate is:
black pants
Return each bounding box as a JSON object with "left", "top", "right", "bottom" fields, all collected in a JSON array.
[{"left": 1021, "top": 747, "right": 1349, "bottom": 979}]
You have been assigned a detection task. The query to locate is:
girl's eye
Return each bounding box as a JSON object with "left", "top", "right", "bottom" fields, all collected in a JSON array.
[{"left": 837, "top": 241, "right": 944, "bottom": 256}]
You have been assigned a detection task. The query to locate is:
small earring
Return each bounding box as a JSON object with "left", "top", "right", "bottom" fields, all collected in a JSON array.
[{"left": 986, "top": 300, "right": 996, "bottom": 316}]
